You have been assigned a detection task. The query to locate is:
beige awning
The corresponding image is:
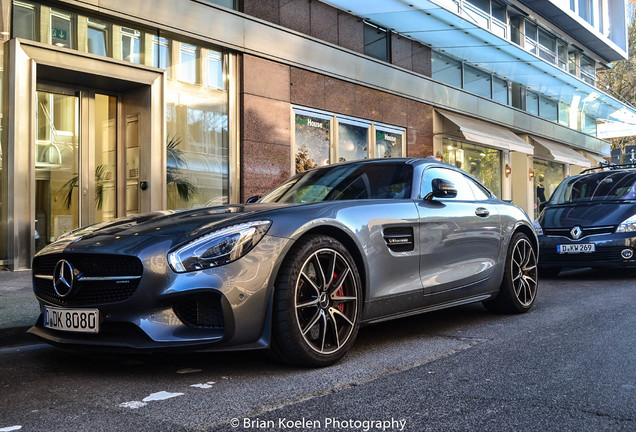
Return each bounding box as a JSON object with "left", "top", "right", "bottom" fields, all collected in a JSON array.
[
  {"left": 439, "top": 111, "right": 534, "bottom": 154},
  {"left": 530, "top": 136, "right": 591, "bottom": 167},
  {"left": 582, "top": 151, "right": 608, "bottom": 166}
]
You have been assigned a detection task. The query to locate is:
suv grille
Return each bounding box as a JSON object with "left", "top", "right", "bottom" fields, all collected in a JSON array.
[
  {"left": 544, "top": 226, "right": 616, "bottom": 239},
  {"left": 33, "top": 253, "right": 143, "bottom": 307}
]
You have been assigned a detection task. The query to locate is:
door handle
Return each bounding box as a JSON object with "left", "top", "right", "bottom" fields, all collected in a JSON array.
[{"left": 475, "top": 207, "right": 490, "bottom": 217}]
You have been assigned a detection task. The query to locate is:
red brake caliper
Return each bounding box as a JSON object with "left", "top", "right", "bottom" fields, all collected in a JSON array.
[{"left": 334, "top": 272, "right": 345, "bottom": 312}]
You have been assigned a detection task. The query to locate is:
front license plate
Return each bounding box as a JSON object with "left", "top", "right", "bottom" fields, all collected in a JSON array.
[
  {"left": 43, "top": 307, "right": 100, "bottom": 333},
  {"left": 557, "top": 244, "right": 595, "bottom": 254}
]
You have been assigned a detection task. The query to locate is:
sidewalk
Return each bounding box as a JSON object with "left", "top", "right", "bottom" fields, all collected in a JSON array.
[{"left": 0, "top": 270, "right": 40, "bottom": 347}]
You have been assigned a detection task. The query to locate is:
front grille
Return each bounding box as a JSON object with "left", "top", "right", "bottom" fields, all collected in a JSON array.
[
  {"left": 383, "top": 226, "right": 415, "bottom": 252},
  {"left": 173, "top": 295, "right": 225, "bottom": 329},
  {"left": 33, "top": 253, "right": 143, "bottom": 307},
  {"left": 540, "top": 246, "right": 627, "bottom": 263},
  {"left": 544, "top": 226, "right": 617, "bottom": 239}
]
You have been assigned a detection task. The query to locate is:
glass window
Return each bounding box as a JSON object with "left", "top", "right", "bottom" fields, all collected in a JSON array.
[
  {"left": 568, "top": 51, "right": 578, "bottom": 75},
  {"left": 540, "top": 97, "right": 558, "bottom": 121},
  {"left": 432, "top": 51, "right": 462, "bottom": 88},
  {"left": 294, "top": 113, "right": 331, "bottom": 173},
  {"left": 338, "top": 122, "right": 369, "bottom": 162},
  {"left": 121, "top": 27, "right": 141, "bottom": 63},
  {"left": 179, "top": 43, "right": 198, "bottom": 84},
  {"left": 538, "top": 28, "right": 556, "bottom": 63},
  {"left": 13, "top": 1, "right": 36, "bottom": 40},
  {"left": 203, "top": 0, "right": 236, "bottom": 8},
  {"left": 491, "top": 0, "right": 507, "bottom": 22},
  {"left": 421, "top": 167, "right": 475, "bottom": 201},
  {"left": 533, "top": 159, "right": 564, "bottom": 218},
  {"left": 581, "top": 113, "right": 597, "bottom": 135},
  {"left": 51, "top": 10, "right": 73, "bottom": 49},
  {"left": 152, "top": 36, "right": 170, "bottom": 72},
  {"left": 443, "top": 138, "right": 502, "bottom": 197},
  {"left": 580, "top": 55, "right": 595, "bottom": 85},
  {"left": 375, "top": 129, "right": 403, "bottom": 158},
  {"left": 524, "top": 21, "right": 538, "bottom": 54},
  {"left": 557, "top": 41, "right": 568, "bottom": 70},
  {"left": 493, "top": 77, "right": 508, "bottom": 104},
  {"left": 558, "top": 102, "right": 570, "bottom": 126},
  {"left": 364, "top": 23, "right": 389, "bottom": 61},
  {"left": 206, "top": 50, "right": 224, "bottom": 89},
  {"left": 526, "top": 91, "right": 539, "bottom": 116},
  {"left": 87, "top": 19, "right": 109, "bottom": 56},
  {"left": 578, "top": 0, "right": 594, "bottom": 25},
  {"left": 464, "top": 65, "right": 492, "bottom": 98}
]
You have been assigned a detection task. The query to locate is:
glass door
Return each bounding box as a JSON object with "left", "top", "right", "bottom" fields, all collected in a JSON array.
[
  {"left": 35, "top": 87, "right": 122, "bottom": 252},
  {"left": 35, "top": 91, "right": 79, "bottom": 252}
]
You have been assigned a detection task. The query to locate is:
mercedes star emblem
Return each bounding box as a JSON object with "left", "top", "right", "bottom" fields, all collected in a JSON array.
[
  {"left": 53, "top": 260, "right": 75, "bottom": 297},
  {"left": 570, "top": 226, "right": 583, "bottom": 240}
]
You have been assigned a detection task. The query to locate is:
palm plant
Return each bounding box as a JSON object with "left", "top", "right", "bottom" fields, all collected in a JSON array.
[{"left": 167, "top": 136, "right": 198, "bottom": 202}]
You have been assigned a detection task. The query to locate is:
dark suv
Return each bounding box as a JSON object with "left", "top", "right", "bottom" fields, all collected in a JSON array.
[{"left": 534, "top": 164, "right": 636, "bottom": 276}]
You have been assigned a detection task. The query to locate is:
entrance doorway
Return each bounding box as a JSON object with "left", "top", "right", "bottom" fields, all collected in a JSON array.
[{"left": 35, "top": 86, "right": 139, "bottom": 252}]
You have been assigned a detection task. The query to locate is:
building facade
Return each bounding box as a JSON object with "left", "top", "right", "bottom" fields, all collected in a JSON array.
[{"left": 0, "top": 0, "right": 633, "bottom": 269}]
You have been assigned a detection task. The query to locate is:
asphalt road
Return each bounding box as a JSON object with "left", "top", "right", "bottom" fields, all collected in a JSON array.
[{"left": 0, "top": 269, "right": 634, "bottom": 432}]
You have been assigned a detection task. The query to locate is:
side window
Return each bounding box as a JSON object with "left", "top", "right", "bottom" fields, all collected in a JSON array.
[
  {"left": 467, "top": 178, "right": 492, "bottom": 200},
  {"left": 420, "top": 167, "right": 475, "bottom": 200}
]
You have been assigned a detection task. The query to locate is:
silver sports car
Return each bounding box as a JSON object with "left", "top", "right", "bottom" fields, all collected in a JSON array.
[{"left": 29, "top": 158, "right": 538, "bottom": 366}]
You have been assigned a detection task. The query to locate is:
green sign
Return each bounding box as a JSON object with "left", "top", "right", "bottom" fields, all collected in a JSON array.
[{"left": 52, "top": 28, "right": 68, "bottom": 41}]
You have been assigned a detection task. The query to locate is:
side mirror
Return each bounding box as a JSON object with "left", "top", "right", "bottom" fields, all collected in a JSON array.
[
  {"left": 426, "top": 178, "right": 457, "bottom": 200},
  {"left": 245, "top": 195, "right": 261, "bottom": 204}
]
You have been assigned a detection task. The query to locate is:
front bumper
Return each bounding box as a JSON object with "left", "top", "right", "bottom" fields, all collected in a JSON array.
[
  {"left": 28, "top": 235, "right": 289, "bottom": 351},
  {"left": 538, "top": 232, "right": 636, "bottom": 269}
]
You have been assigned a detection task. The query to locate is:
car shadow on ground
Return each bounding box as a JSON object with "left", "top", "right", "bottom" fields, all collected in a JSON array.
[{"left": 541, "top": 267, "right": 636, "bottom": 281}]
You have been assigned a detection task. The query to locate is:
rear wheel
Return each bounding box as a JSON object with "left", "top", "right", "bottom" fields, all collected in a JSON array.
[
  {"left": 484, "top": 232, "right": 538, "bottom": 314},
  {"left": 270, "top": 235, "right": 362, "bottom": 367}
]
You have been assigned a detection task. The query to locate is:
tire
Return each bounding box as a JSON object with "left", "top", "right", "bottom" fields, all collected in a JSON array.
[
  {"left": 539, "top": 267, "right": 561, "bottom": 278},
  {"left": 484, "top": 232, "right": 538, "bottom": 314},
  {"left": 270, "top": 235, "right": 362, "bottom": 367}
]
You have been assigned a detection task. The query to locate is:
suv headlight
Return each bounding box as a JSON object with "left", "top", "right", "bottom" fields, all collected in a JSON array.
[
  {"left": 532, "top": 219, "right": 544, "bottom": 236},
  {"left": 616, "top": 215, "right": 636, "bottom": 233},
  {"left": 168, "top": 220, "right": 271, "bottom": 273}
]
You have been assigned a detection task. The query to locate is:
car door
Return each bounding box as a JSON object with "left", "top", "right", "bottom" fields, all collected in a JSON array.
[{"left": 416, "top": 167, "right": 502, "bottom": 295}]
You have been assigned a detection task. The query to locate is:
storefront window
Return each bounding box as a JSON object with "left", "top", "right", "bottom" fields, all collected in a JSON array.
[
  {"left": 295, "top": 113, "right": 331, "bottom": 173},
  {"left": 338, "top": 122, "right": 369, "bottom": 162},
  {"left": 443, "top": 138, "right": 502, "bottom": 197},
  {"left": 533, "top": 158, "right": 564, "bottom": 218},
  {"left": 376, "top": 129, "right": 403, "bottom": 158}
]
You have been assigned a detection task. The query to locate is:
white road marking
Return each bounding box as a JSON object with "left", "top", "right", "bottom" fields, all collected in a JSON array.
[
  {"left": 0, "top": 427, "right": 22, "bottom": 432},
  {"left": 142, "top": 391, "right": 184, "bottom": 402},
  {"left": 119, "top": 401, "right": 147, "bottom": 409},
  {"left": 191, "top": 381, "right": 216, "bottom": 389}
]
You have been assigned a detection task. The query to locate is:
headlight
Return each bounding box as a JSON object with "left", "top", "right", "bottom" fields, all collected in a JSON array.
[
  {"left": 532, "top": 219, "right": 544, "bottom": 236},
  {"left": 616, "top": 215, "right": 636, "bottom": 233},
  {"left": 168, "top": 220, "right": 271, "bottom": 273}
]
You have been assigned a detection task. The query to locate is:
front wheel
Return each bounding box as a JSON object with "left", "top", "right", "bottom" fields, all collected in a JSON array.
[
  {"left": 484, "top": 232, "right": 538, "bottom": 314},
  {"left": 270, "top": 235, "right": 362, "bottom": 367}
]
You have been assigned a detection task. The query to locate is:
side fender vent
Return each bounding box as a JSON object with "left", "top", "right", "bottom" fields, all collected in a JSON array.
[{"left": 383, "top": 227, "right": 415, "bottom": 252}]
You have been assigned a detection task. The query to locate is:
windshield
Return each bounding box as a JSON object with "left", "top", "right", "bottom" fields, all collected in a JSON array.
[
  {"left": 260, "top": 162, "right": 413, "bottom": 203},
  {"left": 549, "top": 171, "right": 636, "bottom": 204}
]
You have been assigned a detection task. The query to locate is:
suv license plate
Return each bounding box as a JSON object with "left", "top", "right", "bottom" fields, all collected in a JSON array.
[
  {"left": 557, "top": 244, "right": 595, "bottom": 254},
  {"left": 43, "top": 307, "right": 100, "bottom": 333}
]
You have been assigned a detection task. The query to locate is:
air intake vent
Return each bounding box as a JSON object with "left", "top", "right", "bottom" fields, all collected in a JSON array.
[
  {"left": 173, "top": 295, "right": 225, "bottom": 329},
  {"left": 383, "top": 227, "right": 415, "bottom": 252}
]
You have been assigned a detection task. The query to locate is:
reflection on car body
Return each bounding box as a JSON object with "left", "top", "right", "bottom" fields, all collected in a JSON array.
[{"left": 30, "top": 158, "right": 538, "bottom": 366}]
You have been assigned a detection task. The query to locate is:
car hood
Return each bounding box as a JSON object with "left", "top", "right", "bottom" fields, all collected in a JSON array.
[
  {"left": 37, "top": 203, "right": 290, "bottom": 256},
  {"left": 540, "top": 201, "right": 636, "bottom": 228}
]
